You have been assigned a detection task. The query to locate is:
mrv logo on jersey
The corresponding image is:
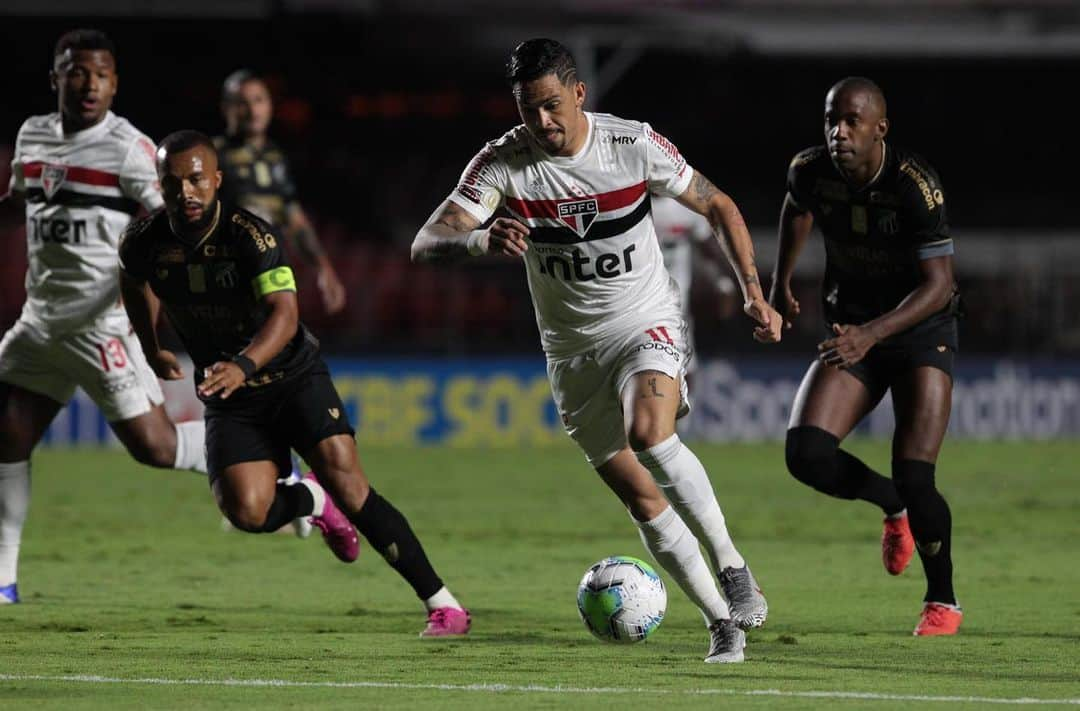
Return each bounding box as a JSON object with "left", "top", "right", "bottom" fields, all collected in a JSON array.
[{"left": 557, "top": 198, "right": 598, "bottom": 238}]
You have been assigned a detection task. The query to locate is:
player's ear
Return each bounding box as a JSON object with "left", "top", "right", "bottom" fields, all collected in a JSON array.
[
  {"left": 49, "top": 70, "right": 58, "bottom": 93},
  {"left": 214, "top": 170, "right": 222, "bottom": 189},
  {"left": 877, "top": 117, "right": 890, "bottom": 141},
  {"left": 575, "top": 80, "right": 586, "bottom": 108}
]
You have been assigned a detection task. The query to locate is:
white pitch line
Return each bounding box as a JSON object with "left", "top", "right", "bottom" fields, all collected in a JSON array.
[{"left": 0, "top": 674, "right": 1078, "bottom": 705}]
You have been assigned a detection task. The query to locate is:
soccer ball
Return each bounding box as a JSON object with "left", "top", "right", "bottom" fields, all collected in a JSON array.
[{"left": 576, "top": 556, "right": 666, "bottom": 643}]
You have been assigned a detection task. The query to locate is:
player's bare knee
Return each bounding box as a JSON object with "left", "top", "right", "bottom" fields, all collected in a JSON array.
[
  {"left": 627, "top": 417, "right": 670, "bottom": 452},
  {"left": 226, "top": 495, "right": 274, "bottom": 532}
]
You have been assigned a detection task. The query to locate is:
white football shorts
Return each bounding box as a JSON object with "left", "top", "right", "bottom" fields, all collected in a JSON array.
[
  {"left": 0, "top": 317, "right": 165, "bottom": 422},
  {"left": 547, "top": 316, "right": 691, "bottom": 467}
]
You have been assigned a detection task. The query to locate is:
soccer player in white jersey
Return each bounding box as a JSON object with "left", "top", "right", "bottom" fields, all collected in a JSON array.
[
  {"left": 412, "top": 38, "right": 782, "bottom": 663},
  {"left": 652, "top": 196, "right": 737, "bottom": 390},
  {"left": 0, "top": 30, "right": 208, "bottom": 605}
]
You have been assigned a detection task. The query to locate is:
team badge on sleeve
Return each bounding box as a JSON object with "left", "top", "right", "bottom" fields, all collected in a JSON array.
[
  {"left": 557, "top": 198, "right": 599, "bottom": 238},
  {"left": 41, "top": 164, "right": 67, "bottom": 200}
]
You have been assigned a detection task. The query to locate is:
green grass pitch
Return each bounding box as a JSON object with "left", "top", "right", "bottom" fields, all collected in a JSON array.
[{"left": 1, "top": 440, "right": 1078, "bottom": 709}]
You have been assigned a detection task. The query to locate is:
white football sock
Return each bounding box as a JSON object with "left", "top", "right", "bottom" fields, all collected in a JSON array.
[
  {"left": 635, "top": 505, "right": 729, "bottom": 624},
  {"left": 0, "top": 460, "right": 31, "bottom": 587},
  {"left": 637, "top": 434, "right": 746, "bottom": 573},
  {"left": 173, "top": 420, "right": 208, "bottom": 474},
  {"left": 423, "top": 586, "right": 463, "bottom": 612},
  {"left": 299, "top": 478, "right": 326, "bottom": 517}
]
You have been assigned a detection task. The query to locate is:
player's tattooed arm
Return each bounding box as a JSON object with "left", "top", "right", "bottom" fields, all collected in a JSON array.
[
  {"left": 412, "top": 200, "right": 530, "bottom": 262},
  {"left": 676, "top": 169, "right": 782, "bottom": 343}
]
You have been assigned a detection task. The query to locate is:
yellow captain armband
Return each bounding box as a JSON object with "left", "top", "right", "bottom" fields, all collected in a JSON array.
[{"left": 252, "top": 266, "right": 297, "bottom": 298}]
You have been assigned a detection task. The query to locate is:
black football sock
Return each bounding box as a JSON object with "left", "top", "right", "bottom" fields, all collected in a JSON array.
[
  {"left": 786, "top": 426, "right": 904, "bottom": 514},
  {"left": 348, "top": 488, "right": 443, "bottom": 600},
  {"left": 893, "top": 459, "right": 955, "bottom": 605},
  {"left": 242, "top": 482, "right": 314, "bottom": 533}
]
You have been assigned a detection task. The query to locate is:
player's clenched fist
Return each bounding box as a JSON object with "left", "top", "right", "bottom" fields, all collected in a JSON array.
[
  {"left": 485, "top": 217, "right": 530, "bottom": 257},
  {"left": 198, "top": 361, "right": 247, "bottom": 399},
  {"left": 745, "top": 297, "right": 783, "bottom": 344}
]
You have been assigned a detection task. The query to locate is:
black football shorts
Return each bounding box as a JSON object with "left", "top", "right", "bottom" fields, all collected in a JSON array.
[{"left": 204, "top": 359, "right": 355, "bottom": 480}]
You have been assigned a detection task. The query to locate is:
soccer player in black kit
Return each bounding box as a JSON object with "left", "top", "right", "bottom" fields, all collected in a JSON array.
[
  {"left": 118, "top": 130, "right": 470, "bottom": 637},
  {"left": 215, "top": 70, "right": 345, "bottom": 314},
  {"left": 770, "top": 77, "right": 961, "bottom": 636}
]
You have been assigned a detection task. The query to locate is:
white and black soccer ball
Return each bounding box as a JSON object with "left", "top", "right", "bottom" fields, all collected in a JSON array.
[{"left": 576, "top": 556, "right": 667, "bottom": 643}]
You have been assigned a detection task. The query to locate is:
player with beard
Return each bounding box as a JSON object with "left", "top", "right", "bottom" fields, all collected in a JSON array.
[
  {"left": 119, "top": 130, "right": 469, "bottom": 636},
  {"left": 0, "top": 29, "right": 208, "bottom": 605},
  {"left": 770, "top": 77, "right": 962, "bottom": 635},
  {"left": 413, "top": 38, "right": 782, "bottom": 663}
]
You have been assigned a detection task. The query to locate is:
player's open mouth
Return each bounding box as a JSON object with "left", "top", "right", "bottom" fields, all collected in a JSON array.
[
  {"left": 79, "top": 98, "right": 99, "bottom": 111},
  {"left": 183, "top": 205, "right": 203, "bottom": 218}
]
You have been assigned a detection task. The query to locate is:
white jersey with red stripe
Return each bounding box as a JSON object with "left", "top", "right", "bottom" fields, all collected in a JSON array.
[
  {"left": 652, "top": 196, "right": 713, "bottom": 315},
  {"left": 8, "top": 111, "right": 162, "bottom": 337},
  {"left": 447, "top": 112, "right": 694, "bottom": 358}
]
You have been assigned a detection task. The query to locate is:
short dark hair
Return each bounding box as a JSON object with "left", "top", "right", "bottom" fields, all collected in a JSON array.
[
  {"left": 54, "top": 29, "right": 116, "bottom": 62},
  {"left": 506, "top": 38, "right": 577, "bottom": 86},
  {"left": 221, "top": 68, "right": 262, "bottom": 101},
  {"left": 157, "top": 130, "right": 217, "bottom": 161},
  {"left": 829, "top": 76, "right": 888, "bottom": 116}
]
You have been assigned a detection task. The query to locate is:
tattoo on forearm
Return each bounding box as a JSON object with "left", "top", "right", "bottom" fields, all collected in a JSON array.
[
  {"left": 691, "top": 172, "right": 720, "bottom": 204},
  {"left": 435, "top": 203, "right": 476, "bottom": 232},
  {"left": 744, "top": 273, "right": 760, "bottom": 288}
]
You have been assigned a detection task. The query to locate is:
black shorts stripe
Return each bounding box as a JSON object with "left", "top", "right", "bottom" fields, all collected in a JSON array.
[
  {"left": 26, "top": 188, "right": 140, "bottom": 215},
  {"left": 522, "top": 195, "right": 652, "bottom": 246}
]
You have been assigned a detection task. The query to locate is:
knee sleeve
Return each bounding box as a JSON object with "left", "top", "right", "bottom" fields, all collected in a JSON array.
[{"left": 785, "top": 426, "right": 840, "bottom": 492}]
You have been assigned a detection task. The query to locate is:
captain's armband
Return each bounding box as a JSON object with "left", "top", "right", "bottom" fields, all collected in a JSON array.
[{"left": 251, "top": 266, "right": 296, "bottom": 298}]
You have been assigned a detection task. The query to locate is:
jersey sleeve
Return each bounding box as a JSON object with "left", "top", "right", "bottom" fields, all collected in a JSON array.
[
  {"left": 233, "top": 212, "right": 297, "bottom": 300},
  {"left": 8, "top": 122, "right": 29, "bottom": 194},
  {"left": 897, "top": 158, "right": 952, "bottom": 260},
  {"left": 786, "top": 151, "right": 816, "bottom": 211},
  {"left": 446, "top": 143, "right": 506, "bottom": 223},
  {"left": 117, "top": 218, "right": 153, "bottom": 281},
  {"left": 643, "top": 123, "right": 693, "bottom": 198},
  {"left": 119, "top": 134, "right": 164, "bottom": 212}
]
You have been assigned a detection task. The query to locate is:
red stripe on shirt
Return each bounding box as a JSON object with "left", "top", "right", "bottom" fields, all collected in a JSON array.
[
  {"left": 22, "top": 161, "right": 121, "bottom": 187},
  {"left": 505, "top": 181, "right": 647, "bottom": 220}
]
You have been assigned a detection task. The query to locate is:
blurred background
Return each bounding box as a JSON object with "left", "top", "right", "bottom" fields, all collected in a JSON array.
[{"left": 3, "top": 0, "right": 1079, "bottom": 445}]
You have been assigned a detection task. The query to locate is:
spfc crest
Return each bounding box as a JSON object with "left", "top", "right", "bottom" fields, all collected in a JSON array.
[
  {"left": 557, "top": 198, "right": 598, "bottom": 238},
  {"left": 41, "top": 164, "right": 67, "bottom": 200}
]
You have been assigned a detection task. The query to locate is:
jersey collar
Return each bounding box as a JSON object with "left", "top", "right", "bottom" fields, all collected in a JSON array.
[{"left": 54, "top": 110, "right": 114, "bottom": 142}]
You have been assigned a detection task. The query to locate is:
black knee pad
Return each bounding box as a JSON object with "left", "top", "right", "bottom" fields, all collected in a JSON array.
[{"left": 785, "top": 426, "right": 840, "bottom": 489}]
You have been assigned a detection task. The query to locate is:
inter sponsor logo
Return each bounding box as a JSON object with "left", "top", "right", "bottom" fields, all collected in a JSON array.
[
  {"left": 538, "top": 244, "right": 636, "bottom": 281},
  {"left": 29, "top": 216, "right": 86, "bottom": 244},
  {"left": 557, "top": 199, "right": 599, "bottom": 237}
]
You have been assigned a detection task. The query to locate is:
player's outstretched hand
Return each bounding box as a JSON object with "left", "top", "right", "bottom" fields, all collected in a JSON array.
[
  {"left": 818, "top": 323, "right": 877, "bottom": 369},
  {"left": 486, "top": 217, "right": 530, "bottom": 257},
  {"left": 745, "top": 297, "right": 783, "bottom": 343},
  {"left": 768, "top": 282, "right": 800, "bottom": 330},
  {"left": 149, "top": 349, "right": 185, "bottom": 381},
  {"left": 317, "top": 265, "right": 347, "bottom": 314},
  {"left": 198, "top": 361, "right": 247, "bottom": 400}
]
